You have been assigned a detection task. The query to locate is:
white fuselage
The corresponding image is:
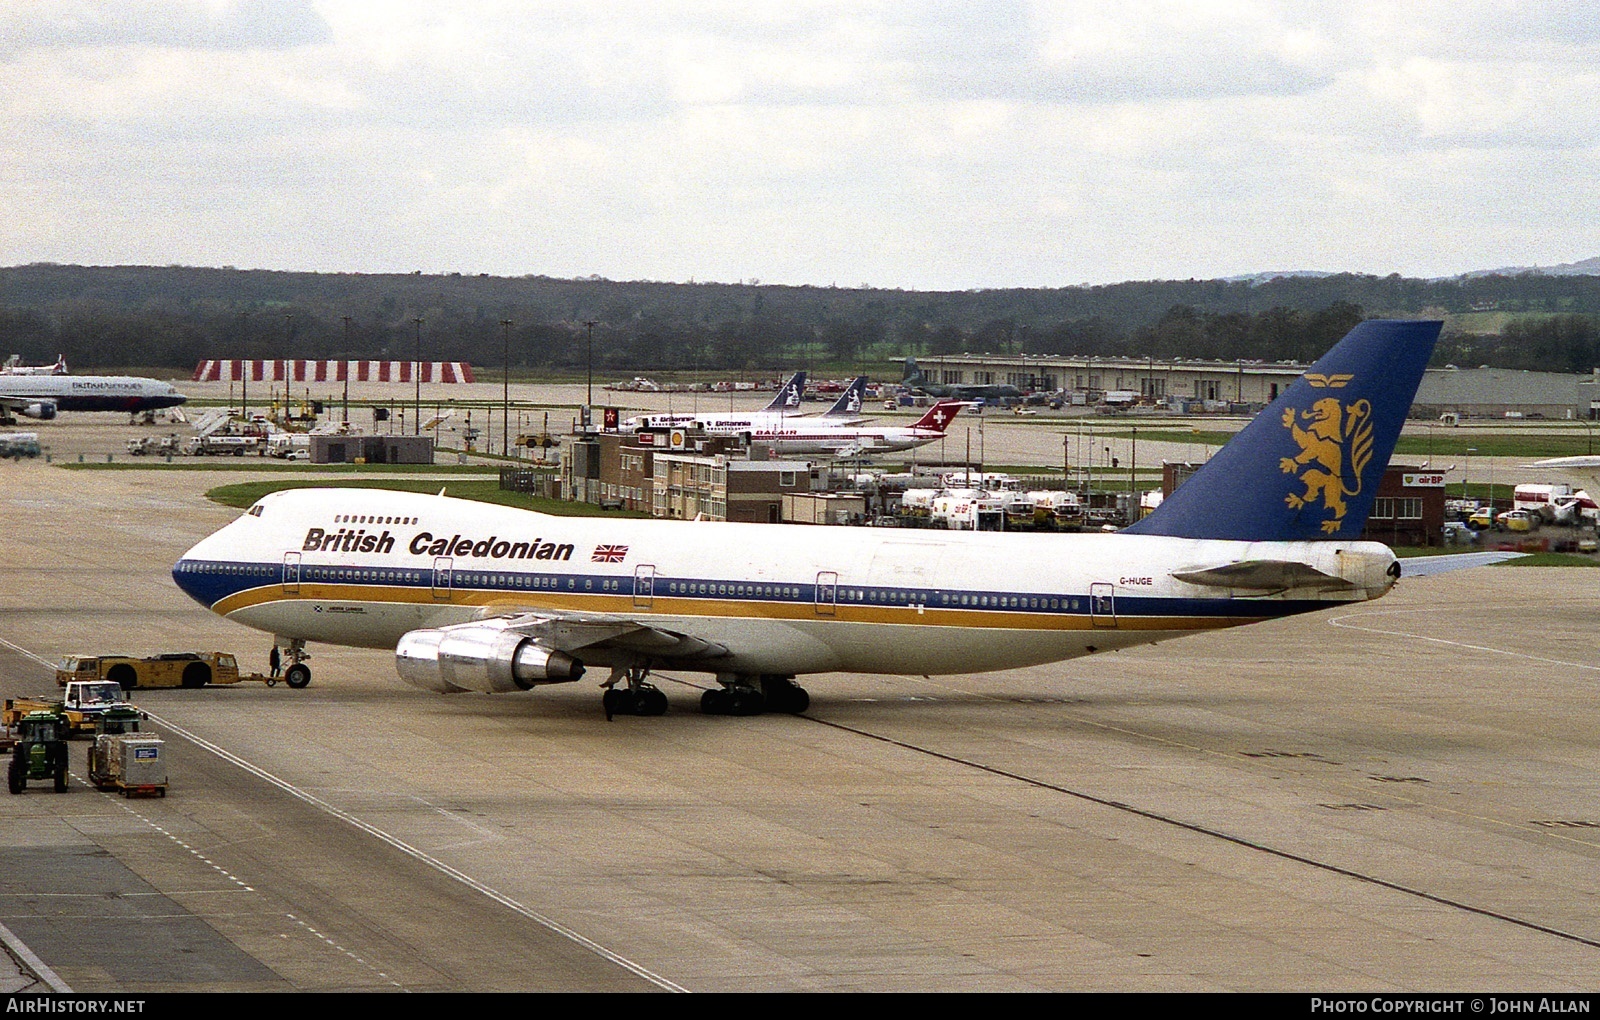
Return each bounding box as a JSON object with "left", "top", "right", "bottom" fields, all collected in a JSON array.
[
  {"left": 174, "top": 488, "right": 1397, "bottom": 678},
  {"left": 625, "top": 410, "right": 810, "bottom": 431},
  {"left": 627, "top": 417, "right": 949, "bottom": 456},
  {"left": 0, "top": 374, "right": 187, "bottom": 412}
]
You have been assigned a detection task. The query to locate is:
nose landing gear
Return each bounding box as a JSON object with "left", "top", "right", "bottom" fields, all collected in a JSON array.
[{"left": 277, "top": 638, "right": 312, "bottom": 689}]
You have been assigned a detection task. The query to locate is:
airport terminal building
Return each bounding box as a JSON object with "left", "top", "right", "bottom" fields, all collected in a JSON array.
[{"left": 898, "top": 354, "right": 1600, "bottom": 418}]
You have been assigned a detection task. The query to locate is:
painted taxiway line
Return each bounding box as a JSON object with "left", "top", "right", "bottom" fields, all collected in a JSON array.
[{"left": 0, "top": 633, "right": 686, "bottom": 994}]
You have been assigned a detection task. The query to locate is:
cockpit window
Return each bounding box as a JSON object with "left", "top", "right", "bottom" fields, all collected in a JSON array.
[{"left": 247, "top": 503, "right": 264, "bottom": 517}]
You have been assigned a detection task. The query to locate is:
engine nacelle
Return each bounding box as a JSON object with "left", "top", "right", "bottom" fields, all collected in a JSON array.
[
  {"left": 19, "top": 401, "right": 56, "bottom": 420},
  {"left": 395, "top": 624, "right": 585, "bottom": 694}
]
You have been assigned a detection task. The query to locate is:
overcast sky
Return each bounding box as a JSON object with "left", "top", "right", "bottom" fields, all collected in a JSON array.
[{"left": 4, "top": 1, "right": 1598, "bottom": 290}]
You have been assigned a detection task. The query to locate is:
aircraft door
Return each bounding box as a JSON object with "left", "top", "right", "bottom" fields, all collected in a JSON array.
[
  {"left": 282, "top": 552, "right": 301, "bottom": 594},
  {"left": 432, "top": 557, "right": 453, "bottom": 601},
  {"left": 815, "top": 571, "right": 838, "bottom": 616},
  {"left": 1090, "top": 582, "right": 1116, "bottom": 627},
  {"left": 634, "top": 564, "right": 655, "bottom": 609}
]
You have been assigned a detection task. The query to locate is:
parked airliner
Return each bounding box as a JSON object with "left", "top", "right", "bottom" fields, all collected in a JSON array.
[
  {"left": 173, "top": 320, "right": 1441, "bottom": 718},
  {"left": 1, "top": 354, "right": 67, "bottom": 376},
  {"left": 624, "top": 371, "right": 806, "bottom": 431},
  {"left": 0, "top": 373, "right": 187, "bottom": 423},
  {"left": 723, "top": 399, "right": 966, "bottom": 458}
]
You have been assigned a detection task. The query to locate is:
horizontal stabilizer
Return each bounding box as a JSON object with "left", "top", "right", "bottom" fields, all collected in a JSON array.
[{"left": 1172, "top": 559, "right": 1359, "bottom": 592}]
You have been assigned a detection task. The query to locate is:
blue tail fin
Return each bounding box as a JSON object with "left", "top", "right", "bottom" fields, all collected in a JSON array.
[
  {"left": 822, "top": 376, "right": 868, "bottom": 418},
  {"left": 1124, "top": 319, "right": 1441, "bottom": 542},
  {"left": 763, "top": 371, "right": 806, "bottom": 412}
]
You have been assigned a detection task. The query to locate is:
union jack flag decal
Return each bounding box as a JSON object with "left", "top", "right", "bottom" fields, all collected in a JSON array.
[{"left": 591, "top": 544, "right": 629, "bottom": 563}]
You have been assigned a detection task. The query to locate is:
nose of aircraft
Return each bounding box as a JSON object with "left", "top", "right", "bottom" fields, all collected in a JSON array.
[
  {"left": 172, "top": 544, "right": 206, "bottom": 607},
  {"left": 171, "top": 532, "right": 225, "bottom": 609}
]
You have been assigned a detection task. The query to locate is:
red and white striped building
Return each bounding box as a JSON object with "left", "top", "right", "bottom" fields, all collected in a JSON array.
[{"left": 193, "top": 360, "right": 476, "bottom": 384}]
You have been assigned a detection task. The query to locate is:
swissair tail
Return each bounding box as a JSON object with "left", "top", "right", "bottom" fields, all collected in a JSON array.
[{"left": 912, "top": 400, "right": 966, "bottom": 433}]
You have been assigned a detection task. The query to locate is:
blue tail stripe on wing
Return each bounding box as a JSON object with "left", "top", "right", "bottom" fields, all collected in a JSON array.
[{"left": 1124, "top": 319, "right": 1442, "bottom": 542}]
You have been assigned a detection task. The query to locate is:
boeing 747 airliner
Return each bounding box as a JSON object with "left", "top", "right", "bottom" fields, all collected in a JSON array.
[{"left": 174, "top": 320, "right": 1441, "bottom": 718}]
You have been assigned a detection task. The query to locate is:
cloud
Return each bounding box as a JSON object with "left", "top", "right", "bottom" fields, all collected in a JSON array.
[
  {"left": 0, "top": 1, "right": 331, "bottom": 59},
  {"left": 3, "top": 2, "right": 1600, "bottom": 287}
]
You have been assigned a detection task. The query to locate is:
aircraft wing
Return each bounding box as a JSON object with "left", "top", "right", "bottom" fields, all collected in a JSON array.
[
  {"left": 469, "top": 608, "right": 730, "bottom": 660},
  {"left": 394, "top": 607, "right": 734, "bottom": 696}
]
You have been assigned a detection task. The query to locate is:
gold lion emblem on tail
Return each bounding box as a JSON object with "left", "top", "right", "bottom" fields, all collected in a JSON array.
[{"left": 1279, "top": 395, "right": 1374, "bottom": 533}]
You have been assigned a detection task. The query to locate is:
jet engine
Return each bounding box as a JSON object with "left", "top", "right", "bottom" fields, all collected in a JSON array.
[
  {"left": 18, "top": 402, "right": 56, "bottom": 420},
  {"left": 394, "top": 623, "right": 585, "bottom": 694}
]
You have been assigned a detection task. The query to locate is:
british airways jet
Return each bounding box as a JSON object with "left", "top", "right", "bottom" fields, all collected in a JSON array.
[
  {"left": 0, "top": 373, "right": 187, "bottom": 423},
  {"left": 173, "top": 320, "right": 1440, "bottom": 719}
]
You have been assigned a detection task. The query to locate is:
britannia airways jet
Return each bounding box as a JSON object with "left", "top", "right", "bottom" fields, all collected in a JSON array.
[
  {"left": 624, "top": 371, "right": 806, "bottom": 431},
  {"left": 174, "top": 320, "right": 1440, "bottom": 718},
  {"left": 0, "top": 373, "right": 187, "bottom": 423}
]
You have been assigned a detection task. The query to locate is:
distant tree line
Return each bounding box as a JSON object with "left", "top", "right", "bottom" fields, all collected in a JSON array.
[{"left": 3, "top": 264, "right": 1600, "bottom": 376}]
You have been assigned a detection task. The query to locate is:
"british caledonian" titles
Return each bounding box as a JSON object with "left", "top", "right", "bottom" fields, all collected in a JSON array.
[{"left": 301, "top": 527, "right": 574, "bottom": 561}]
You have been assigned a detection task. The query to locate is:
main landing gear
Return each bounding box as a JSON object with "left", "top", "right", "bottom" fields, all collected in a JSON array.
[
  {"left": 700, "top": 675, "right": 810, "bottom": 717},
  {"left": 598, "top": 666, "right": 812, "bottom": 719},
  {"left": 601, "top": 662, "right": 668, "bottom": 720}
]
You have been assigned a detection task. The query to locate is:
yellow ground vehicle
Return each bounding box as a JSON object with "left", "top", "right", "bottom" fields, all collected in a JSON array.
[
  {"left": 55, "top": 652, "right": 283, "bottom": 690},
  {"left": 1496, "top": 509, "right": 1539, "bottom": 533}
]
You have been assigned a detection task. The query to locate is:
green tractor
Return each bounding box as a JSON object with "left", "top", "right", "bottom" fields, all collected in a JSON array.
[{"left": 8, "top": 710, "right": 70, "bottom": 794}]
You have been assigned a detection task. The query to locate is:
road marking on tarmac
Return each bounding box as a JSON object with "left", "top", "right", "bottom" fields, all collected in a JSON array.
[{"left": 0, "top": 633, "right": 685, "bottom": 993}]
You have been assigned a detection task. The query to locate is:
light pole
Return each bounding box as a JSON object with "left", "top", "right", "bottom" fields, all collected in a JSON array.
[
  {"left": 282, "top": 314, "right": 293, "bottom": 420},
  {"left": 501, "top": 319, "right": 513, "bottom": 456},
  {"left": 340, "top": 316, "right": 351, "bottom": 424},
  {"left": 1130, "top": 426, "right": 1137, "bottom": 497},
  {"left": 239, "top": 311, "right": 250, "bottom": 417},
  {"left": 413, "top": 317, "right": 423, "bottom": 436},
  {"left": 584, "top": 319, "right": 597, "bottom": 420}
]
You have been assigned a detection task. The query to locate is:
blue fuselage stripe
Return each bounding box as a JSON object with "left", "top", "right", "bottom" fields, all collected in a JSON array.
[{"left": 171, "top": 558, "right": 1330, "bottom": 621}]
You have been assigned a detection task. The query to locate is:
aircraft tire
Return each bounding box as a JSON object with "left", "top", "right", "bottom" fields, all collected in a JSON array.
[
  {"left": 760, "top": 678, "right": 809, "bottom": 715},
  {"left": 781, "top": 686, "right": 810, "bottom": 715},
  {"left": 727, "top": 690, "right": 765, "bottom": 717},
  {"left": 284, "top": 664, "right": 311, "bottom": 689},
  {"left": 639, "top": 687, "right": 669, "bottom": 716},
  {"left": 700, "top": 689, "right": 728, "bottom": 715}
]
